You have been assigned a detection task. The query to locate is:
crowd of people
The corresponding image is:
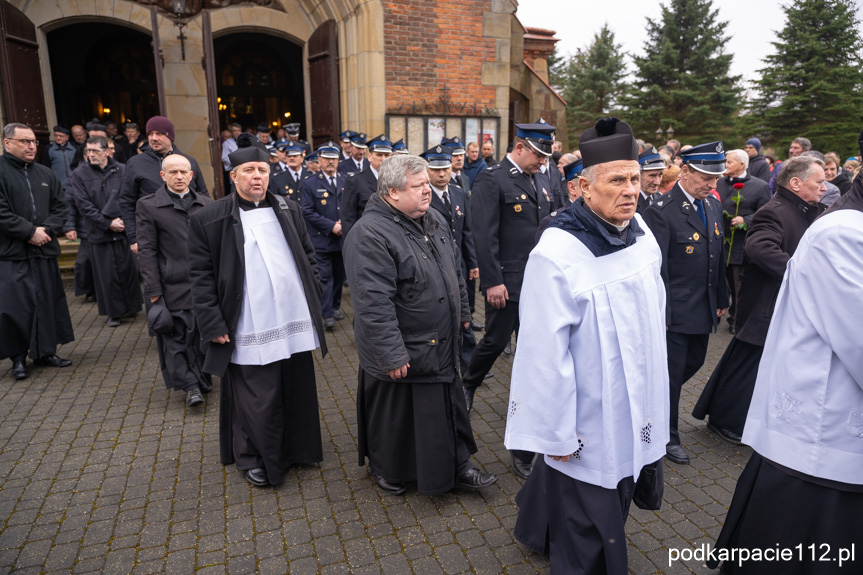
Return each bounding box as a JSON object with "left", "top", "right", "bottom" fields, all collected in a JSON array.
[{"left": 2, "top": 112, "right": 862, "bottom": 573}]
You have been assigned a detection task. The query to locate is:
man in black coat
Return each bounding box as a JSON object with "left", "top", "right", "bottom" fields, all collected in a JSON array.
[
  {"left": 0, "top": 123, "right": 74, "bottom": 379},
  {"left": 340, "top": 134, "right": 392, "bottom": 239},
  {"left": 118, "top": 116, "right": 208, "bottom": 252},
  {"left": 188, "top": 138, "right": 327, "bottom": 488},
  {"left": 422, "top": 145, "right": 479, "bottom": 376},
  {"left": 344, "top": 154, "right": 497, "bottom": 496},
  {"left": 137, "top": 154, "right": 213, "bottom": 408},
  {"left": 67, "top": 136, "right": 142, "bottom": 327},
  {"left": 717, "top": 149, "right": 770, "bottom": 332},
  {"left": 462, "top": 121, "right": 556, "bottom": 480},
  {"left": 643, "top": 141, "right": 729, "bottom": 465},
  {"left": 744, "top": 138, "right": 771, "bottom": 183},
  {"left": 693, "top": 156, "right": 826, "bottom": 444}
]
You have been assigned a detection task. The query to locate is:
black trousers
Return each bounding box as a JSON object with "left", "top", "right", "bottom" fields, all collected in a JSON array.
[
  {"left": 463, "top": 298, "right": 519, "bottom": 389},
  {"left": 726, "top": 264, "right": 743, "bottom": 325},
  {"left": 666, "top": 331, "right": 709, "bottom": 445},
  {"left": 463, "top": 298, "right": 531, "bottom": 463},
  {"left": 315, "top": 250, "right": 345, "bottom": 319}
]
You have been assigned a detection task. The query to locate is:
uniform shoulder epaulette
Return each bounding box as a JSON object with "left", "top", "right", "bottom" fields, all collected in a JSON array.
[{"left": 488, "top": 163, "right": 502, "bottom": 171}]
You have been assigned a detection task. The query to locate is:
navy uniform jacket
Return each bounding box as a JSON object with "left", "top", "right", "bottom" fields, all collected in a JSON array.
[
  {"left": 271, "top": 167, "right": 312, "bottom": 201},
  {"left": 471, "top": 156, "right": 553, "bottom": 302},
  {"left": 643, "top": 183, "right": 729, "bottom": 334},
  {"left": 300, "top": 171, "right": 345, "bottom": 253},
  {"left": 338, "top": 157, "right": 370, "bottom": 176},
  {"left": 451, "top": 172, "right": 470, "bottom": 193},
  {"left": 536, "top": 165, "right": 565, "bottom": 210},
  {"left": 636, "top": 192, "right": 652, "bottom": 215},
  {"left": 429, "top": 183, "right": 478, "bottom": 271},
  {"left": 341, "top": 168, "right": 377, "bottom": 239}
]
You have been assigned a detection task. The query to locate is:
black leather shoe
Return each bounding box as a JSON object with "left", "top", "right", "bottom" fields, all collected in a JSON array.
[
  {"left": 245, "top": 468, "right": 269, "bottom": 487},
  {"left": 707, "top": 421, "right": 743, "bottom": 446},
  {"left": 456, "top": 464, "right": 498, "bottom": 490},
  {"left": 728, "top": 323, "right": 736, "bottom": 334},
  {"left": 11, "top": 359, "right": 28, "bottom": 380},
  {"left": 464, "top": 385, "right": 477, "bottom": 412},
  {"left": 484, "top": 372, "right": 494, "bottom": 380},
  {"left": 107, "top": 317, "right": 122, "bottom": 327},
  {"left": 84, "top": 294, "right": 96, "bottom": 303},
  {"left": 34, "top": 354, "right": 72, "bottom": 368},
  {"left": 503, "top": 343, "right": 512, "bottom": 356},
  {"left": 470, "top": 320, "right": 484, "bottom": 331},
  {"left": 665, "top": 444, "right": 690, "bottom": 465},
  {"left": 333, "top": 309, "right": 345, "bottom": 320},
  {"left": 324, "top": 317, "right": 335, "bottom": 330},
  {"left": 511, "top": 453, "right": 533, "bottom": 480},
  {"left": 185, "top": 387, "right": 204, "bottom": 407},
  {"left": 371, "top": 471, "right": 407, "bottom": 495}
]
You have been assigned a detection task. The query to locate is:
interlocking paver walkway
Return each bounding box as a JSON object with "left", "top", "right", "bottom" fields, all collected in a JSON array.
[{"left": 0, "top": 281, "right": 744, "bottom": 573}]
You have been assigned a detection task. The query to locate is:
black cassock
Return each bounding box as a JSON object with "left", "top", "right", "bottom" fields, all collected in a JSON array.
[
  {"left": 0, "top": 258, "right": 74, "bottom": 360},
  {"left": 90, "top": 241, "right": 142, "bottom": 319},
  {"left": 221, "top": 353, "right": 323, "bottom": 486}
]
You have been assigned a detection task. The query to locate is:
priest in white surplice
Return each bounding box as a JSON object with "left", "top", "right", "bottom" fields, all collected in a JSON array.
[
  {"left": 505, "top": 118, "right": 669, "bottom": 574},
  {"left": 188, "top": 135, "right": 328, "bottom": 488}
]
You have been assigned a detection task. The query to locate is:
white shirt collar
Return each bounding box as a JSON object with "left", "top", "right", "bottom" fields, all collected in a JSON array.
[
  {"left": 370, "top": 165, "right": 379, "bottom": 179},
  {"left": 431, "top": 184, "right": 447, "bottom": 202}
]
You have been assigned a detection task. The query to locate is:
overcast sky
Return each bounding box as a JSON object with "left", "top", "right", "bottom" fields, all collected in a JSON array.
[{"left": 516, "top": 0, "right": 863, "bottom": 85}]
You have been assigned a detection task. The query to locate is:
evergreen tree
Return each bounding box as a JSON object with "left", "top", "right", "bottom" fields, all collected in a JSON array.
[
  {"left": 746, "top": 0, "right": 863, "bottom": 156},
  {"left": 562, "top": 24, "right": 627, "bottom": 148},
  {"left": 622, "top": 0, "right": 741, "bottom": 144}
]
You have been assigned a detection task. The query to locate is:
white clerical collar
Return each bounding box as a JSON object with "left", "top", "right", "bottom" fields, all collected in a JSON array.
[
  {"left": 431, "top": 185, "right": 446, "bottom": 202},
  {"left": 168, "top": 189, "right": 190, "bottom": 198},
  {"left": 588, "top": 204, "right": 630, "bottom": 232},
  {"left": 506, "top": 154, "right": 524, "bottom": 174}
]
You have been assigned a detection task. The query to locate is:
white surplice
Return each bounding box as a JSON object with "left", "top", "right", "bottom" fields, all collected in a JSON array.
[
  {"left": 505, "top": 214, "right": 669, "bottom": 489},
  {"left": 231, "top": 207, "right": 319, "bottom": 365}
]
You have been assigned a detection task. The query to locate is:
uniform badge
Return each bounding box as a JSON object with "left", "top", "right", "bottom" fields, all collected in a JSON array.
[
  {"left": 321, "top": 199, "right": 327, "bottom": 205},
  {"left": 514, "top": 204, "right": 522, "bottom": 213},
  {"left": 693, "top": 232, "right": 700, "bottom": 241},
  {"left": 682, "top": 201, "right": 690, "bottom": 210},
  {"left": 685, "top": 246, "right": 694, "bottom": 254},
  {"left": 323, "top": 192, "right": 329, "bottom": 198},
  {"left": 521, "top": 194, "right": 527, "bottom": 200},
  {"left": 714, "top": 222, "right": 720, "bottom": 236},
  {"left": 542, "top": 188, "right": 549, "bottom": 202}
]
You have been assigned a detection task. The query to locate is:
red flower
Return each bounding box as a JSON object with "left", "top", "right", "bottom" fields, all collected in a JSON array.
[{"left": 732, "top": 183, "right": 745, "bottom": 190}]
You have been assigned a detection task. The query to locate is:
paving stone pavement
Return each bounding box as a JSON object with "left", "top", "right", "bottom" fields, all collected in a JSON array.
[{"left": 0, "top": 281, "right": 748, "bottom": 574}]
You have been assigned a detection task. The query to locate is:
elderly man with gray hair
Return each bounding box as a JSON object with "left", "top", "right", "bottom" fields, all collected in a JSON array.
[
  {"left": 716, "top": 149, "right": 770, "bottom": 333},
  {"left": 344, "top": 154, "right": 497, "bottom": 496}
]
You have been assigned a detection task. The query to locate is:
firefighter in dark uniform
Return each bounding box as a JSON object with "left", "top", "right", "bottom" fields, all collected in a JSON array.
[
  {"left": 531, "top": 119, "right": 564, "bottom": 209},
  {"left": 392, "top": 139, "right": 409, "bottom": 155},
  {"left": 341, "top": 134, "right": 392, "bottom": 239},
  {"left": 271, "top": 142, "right": 311, "bottom": 201},
  {"left": 642, "top": 141, "right": 729, "bottom": 465},
  {"left": 462, "top": 121, "right": 555, "bottom": 479},
  {"left": 284, "top": 122, "right": 312, "bottom": 155},
  {"left": 535, "top": 157, "right": 583, "bottom": 241},
  {"left": 300, "top": 141, "right": 346, "bottom": 329},
  {"left": 339, "top": 130, "right": 358, "bottom": 162},
  {"left": 338, "top": 133, "right": 370, "bottom": 176},
  {"left": 637, "top": 146, "right": 665, "bottom": 214},
  {"left": 421, "top": 144, "right": 479, "bottom": 376}
]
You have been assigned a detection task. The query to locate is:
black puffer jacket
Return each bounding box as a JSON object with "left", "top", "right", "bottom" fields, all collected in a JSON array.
[
  {"left": 0, "top": 153, "right": 68, "bottom": 260},
  {"left": 119, "top": 143, "right": 209, "bottom": 244},
  {"left": 344, "top": 193, "right": 469, "bottom": 383}
]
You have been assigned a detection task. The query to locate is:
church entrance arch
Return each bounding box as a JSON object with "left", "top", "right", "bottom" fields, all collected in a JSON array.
[
  {"left": 46, "top": 22, "right": 158, "bottom": 128},
  {"left": 213, "top": 32, "right": 305, "bottom": 139}
]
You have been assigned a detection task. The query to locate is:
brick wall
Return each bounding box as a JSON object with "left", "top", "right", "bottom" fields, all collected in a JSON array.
[{"left": 382, "top": 0, "right": 498, "bottom": 112}]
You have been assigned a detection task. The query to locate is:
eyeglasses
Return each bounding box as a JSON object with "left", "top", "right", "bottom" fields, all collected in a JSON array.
[
  {"left": 8, "top": 138, "right": 38, "bottom": 147},
  {"left": 85, "top": 148, "right": 106, "bottom": 155}
]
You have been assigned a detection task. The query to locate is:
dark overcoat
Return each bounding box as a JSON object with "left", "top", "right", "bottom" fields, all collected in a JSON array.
[
  {"left": 187, "top": 192, "right": 327, "bottom": 378},
  {"left": 471, "top": 157, "right": 553, "bottom": 302},
  {"left": 300, "top": 171, "right": 345, "bottom": 253},
  {"left": 734, "top": 187, "right": 823, "bottom": 346},
  {"left": 643, "top": 183, "right": 729, "bottom": 334},
  {"left": 341, "top": 167, "right": 377, "bottom": 239},
  {"left": 65, "top": 159, "right": 125, "bottom": 244},
  {"left": 136, "top": 185, "right": 213, "bottom": 310},
  {"left": 717, "top": 174, "right": 771, "bottom": 266}
]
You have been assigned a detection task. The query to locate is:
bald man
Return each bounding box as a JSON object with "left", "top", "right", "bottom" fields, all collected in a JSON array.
[{"left": 136, "top": 154, "right": 213, "bottom": 407}]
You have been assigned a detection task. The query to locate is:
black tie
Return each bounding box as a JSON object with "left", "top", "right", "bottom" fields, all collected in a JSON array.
[
  {"left": 294, "top": 172, "right": 300, "bottom": 184},
  {"left": 525, "top": 172, "right": 536, "bottom": 192},
  {"left": 357, "top": 161, "right": 362, "bottom": 172},
  {"left": 442, "top": 189, "right": 451, "bottom": 212},
  {"left": 329, "top": 176, "right": 335, "bottom": 189}
]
